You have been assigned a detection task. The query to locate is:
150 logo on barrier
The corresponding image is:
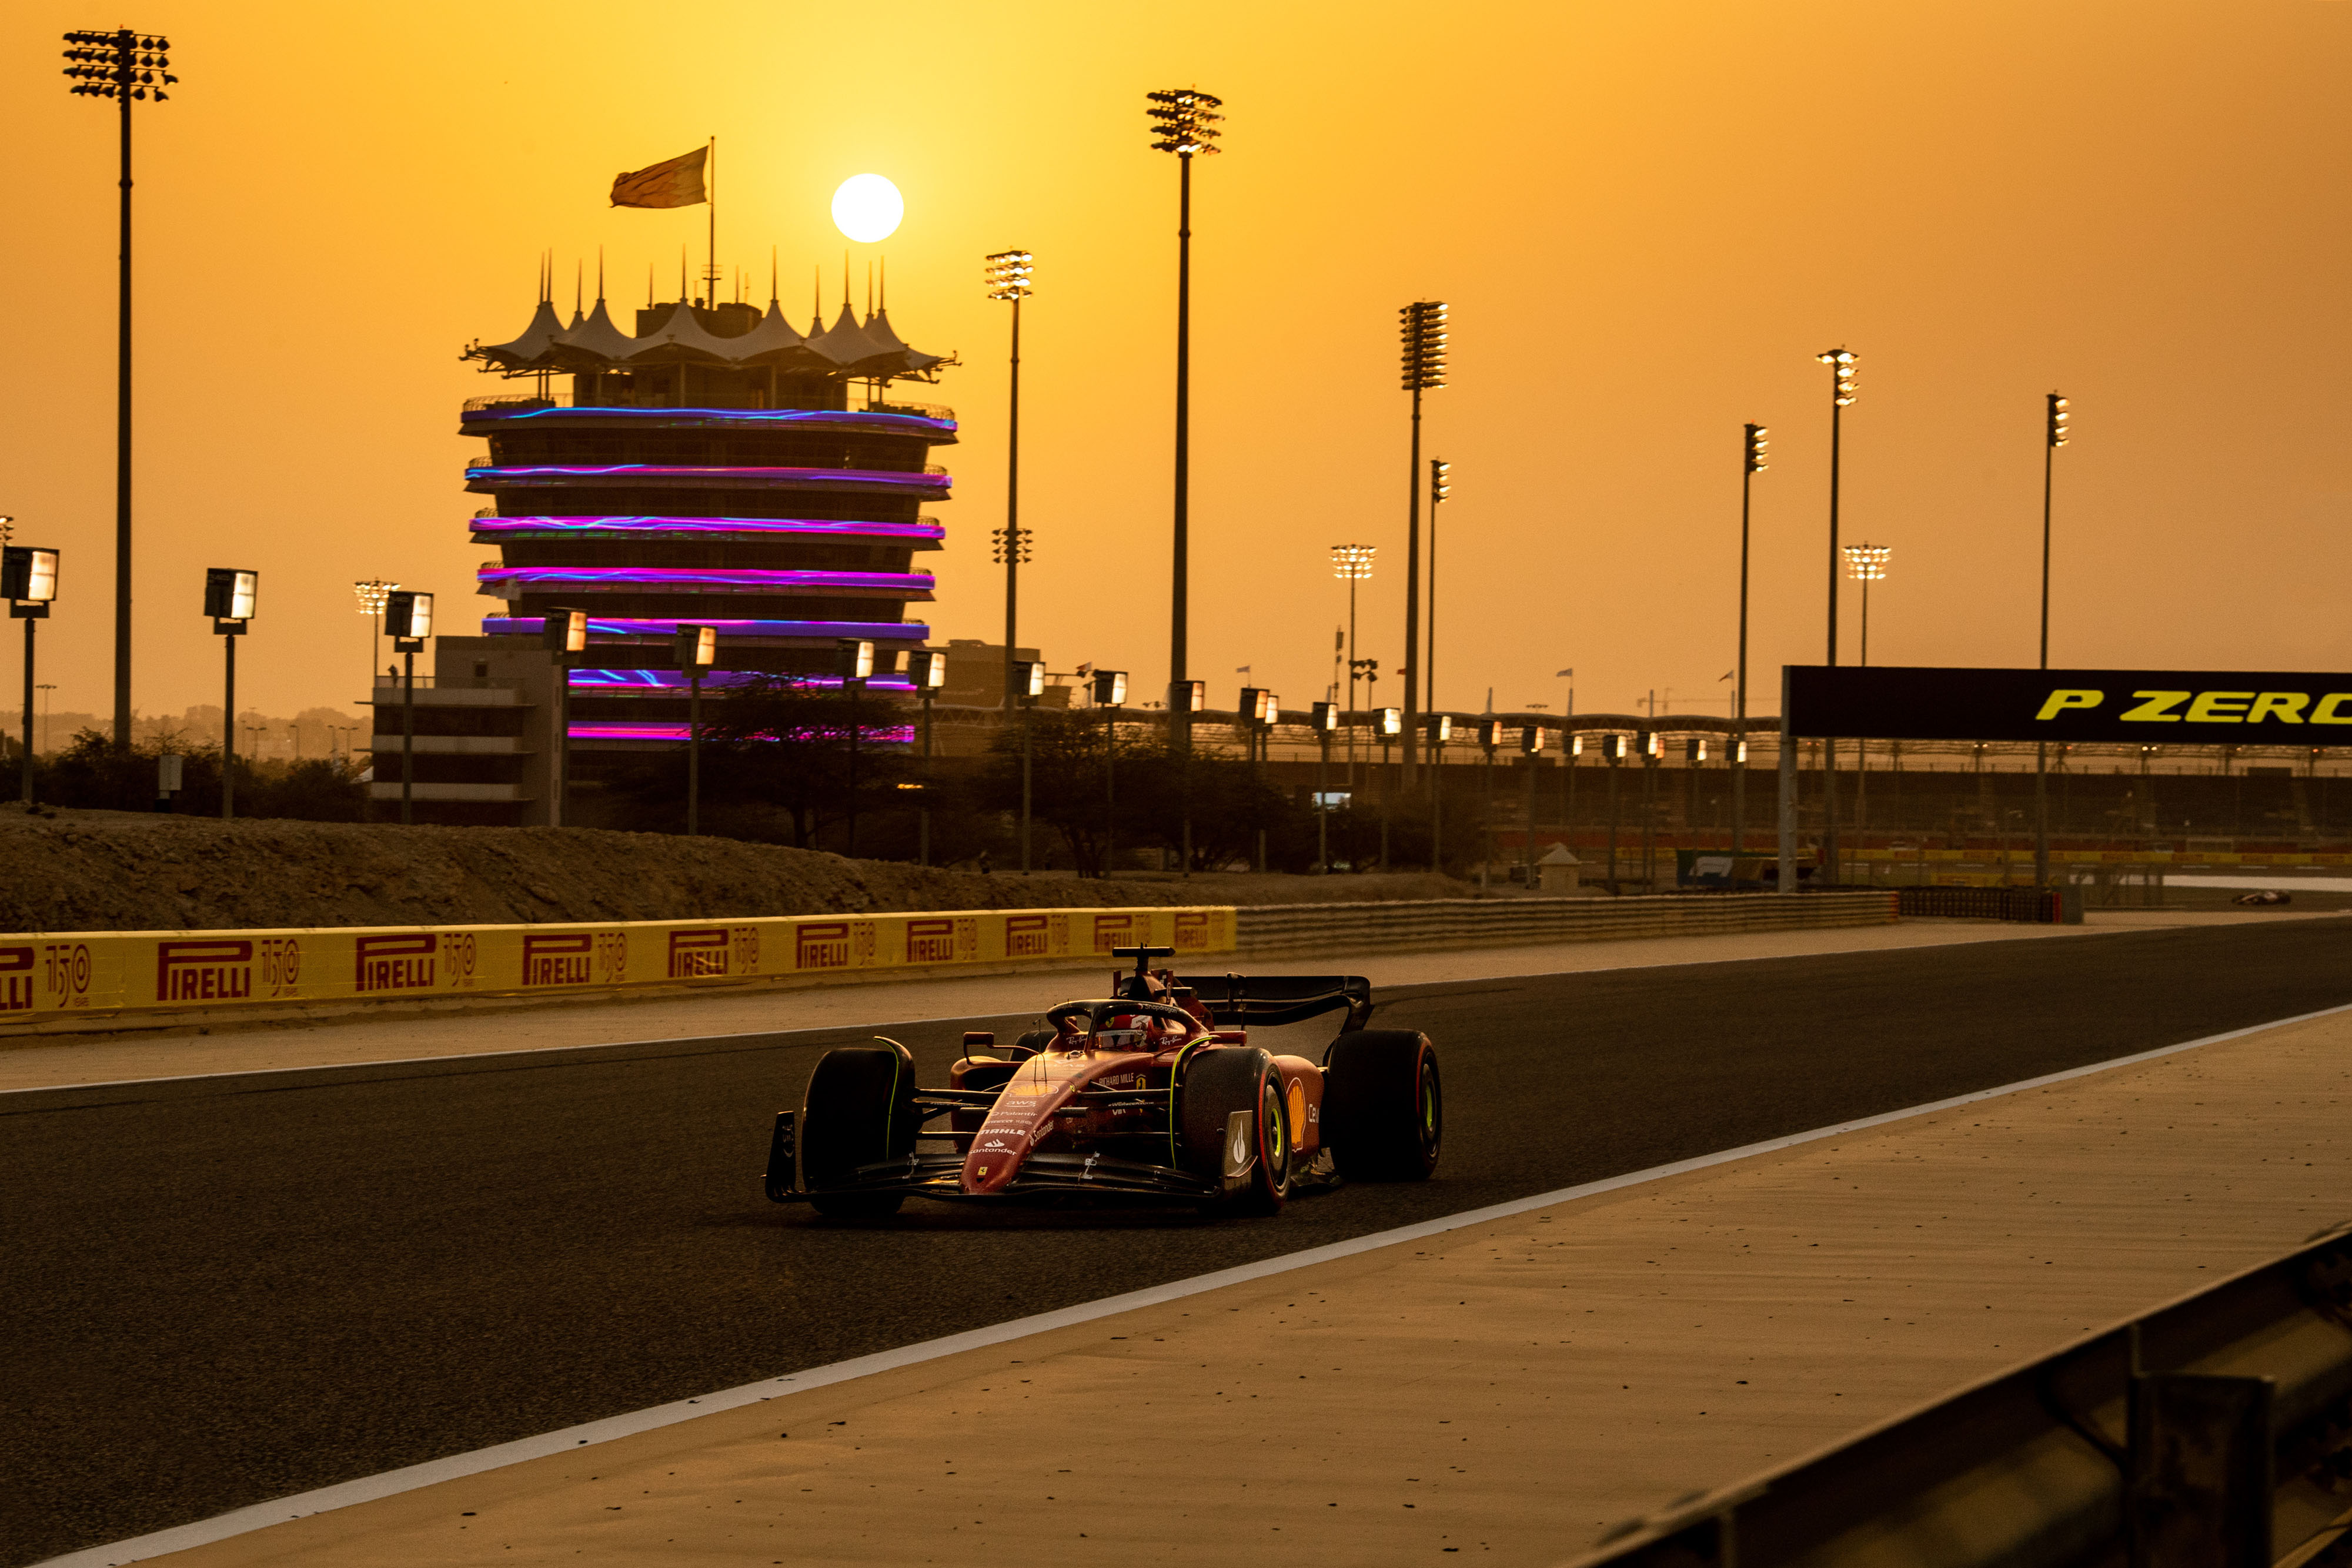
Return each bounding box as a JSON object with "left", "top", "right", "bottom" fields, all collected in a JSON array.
[
  {"left": 43, "top": 943, "right": 91, "bottom": 1009},
  {"left": 259, "top": 937, "right": 301, "bottom": 999},
  {"left": 158, "top": 940, "right": 253, "bottom": 1004}
]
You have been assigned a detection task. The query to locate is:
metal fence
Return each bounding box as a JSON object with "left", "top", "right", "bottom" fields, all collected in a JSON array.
[
  {"left": 1234, "top": 891, "right": 1899, "bottom": 957},
  {"left": 1894, "top": 885, "right": 2083, "bottom": 923},
  {"left": 1563, "top": 1225, "right": 2352, "bottom": 1568}
]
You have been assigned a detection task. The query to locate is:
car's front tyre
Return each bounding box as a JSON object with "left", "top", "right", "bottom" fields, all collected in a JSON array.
[{"left": 800, "top": 1044, "right": 916, "bottom": 1218}]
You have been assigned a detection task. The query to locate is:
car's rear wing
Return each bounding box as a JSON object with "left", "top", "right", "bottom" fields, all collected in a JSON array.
[{"left": 1175, "top": 973, "right": 1374, "bottom": 1034}]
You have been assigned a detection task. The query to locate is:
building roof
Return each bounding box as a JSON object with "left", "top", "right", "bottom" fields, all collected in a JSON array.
[{"left": 467, "top": 289, "right": 944, "bottom": 380}]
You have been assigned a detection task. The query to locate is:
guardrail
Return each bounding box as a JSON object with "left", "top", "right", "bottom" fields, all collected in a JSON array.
[
  {"left": 0, "top": 907, "right": 1236, "bottom": 1034},
  {"left": 1895, "top": 885, "right": 2084, "bottom": 923},
  {"left": 1234, "top": 891, "right": 1898, "bottom": 955},
  {"left": 1563, "top": 1225, "right": 2352, "bottom": 1568}
]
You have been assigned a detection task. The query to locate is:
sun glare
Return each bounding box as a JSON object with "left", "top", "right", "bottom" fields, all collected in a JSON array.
[{"left": 831, "top": 174, "right": 904, "bottom": 243}]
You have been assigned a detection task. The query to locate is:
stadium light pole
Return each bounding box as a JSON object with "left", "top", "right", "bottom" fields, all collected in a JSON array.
[
  {"left": 1426, "top": 460, "right": 1450, "bottom": 722},
  {"left": 203, "top": 569, "right": 257, "bottom": 820},
  {"left": 1332, "top": 544, "right": 1375, "bottom": 784},
  {"left": 2036, "top": 392, "right": 2070, "bottom": 888},
  {"left": 1399, "top": 301, "right": 1447, "bottom": 783},
  {"left": 1815, "top": 347, "right": 1856, "bottom": 884},
  {"left": 63, "top": 28, "right": 176, "bottom": 750},
  {"left": 1842, "top": 543, "right": 1890, "bottom": 667},
  {"left": 4, "top": 540, "right": 62, "bottom": 806},
  {"left": 355, "top": 579, "right": 396, "bottom": 683},
  {"left": 985, "top": 251, "right": 1034, "bottom": 707},
  {"left": 1146, "top": 88, "right": 1222, "bottom": 775},
  {"left": 1733, "top": 423, "right": 1767, "bottom": 854}
]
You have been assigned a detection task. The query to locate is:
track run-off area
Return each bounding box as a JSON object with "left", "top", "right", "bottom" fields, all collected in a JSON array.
[{"left": 6, "top": 918, "right": 2348, "bottom": 1564}]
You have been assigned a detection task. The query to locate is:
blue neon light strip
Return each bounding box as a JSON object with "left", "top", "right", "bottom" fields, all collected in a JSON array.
[
  {"left": 479, "top": 566, "right": 934, "bottom": 594},
  {"left": 485, "top": 616, "right": 929, "bottom": 640},
  {"left": 467, "top": 464, "right": 950, "bottom": 491},
  {"left": 465, "top": 406, "right": 956, "bottom": 436},
  {"left": 470, "top": 515, "right": 944, "bottom": 542},
  {"left": 572, "top": 721, "right": 916, "bottom": 744},
  {"left": 568, "top": 668, "right": 917, "bottom": 693}
]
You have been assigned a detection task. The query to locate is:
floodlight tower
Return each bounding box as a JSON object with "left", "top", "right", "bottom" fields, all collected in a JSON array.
[
  {"left": 2036, "top": 392, "right": 2070, "bottom": 887},
  {"left": 1815, "top": 347, "right": 1857, "bottom": 882},
  {"left": 1145, "top": 87, "right": 1223, "bottom": 759},
  {"left": 354, "top": 579, "right": 396, "bottom": 681},
  {"left": 1842, "top": 543, "right": 1890, "bottom": 666},
  {"left": 1733, "top": 424, "right": 1766, "bottom": 853},
  {"left": 1399, "top": 301, "right": 1447, "bottom": 780},
  {"left": 62, "top": 26, "right": 178, "bottom": 748},
  {"left": 1332, "top": 544, "right": 1375, "bottom": 776},
  {"left": 1426, "top": 459, "right": 1450, "bottom": 721},
  {"left": 985, "top": 250, "right": 1035, "bottom": 708}
]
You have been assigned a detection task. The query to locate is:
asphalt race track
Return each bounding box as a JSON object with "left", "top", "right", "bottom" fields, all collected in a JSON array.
[{"left": 6, "top": 921, "right": 2348, "bottom": 1563}]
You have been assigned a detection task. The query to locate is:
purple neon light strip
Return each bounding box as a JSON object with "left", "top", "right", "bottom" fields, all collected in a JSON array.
[
  {"left": 470, "top": 516, "right": 944, "bottom": 541},
  {"left": 468, "top": 464, "right": 950, "bottom": 488},
  {"left": 484, "top": 616, "right": 928, "bottom": 640},
  {"left": 572, "top": 721, "right": 916, "bottom": 744},
  {"left": 479, "top": 567, "right": 934, "bottom": 593},
  {"left": 466, "top": 406, "right": 955, "bottom": 434},
  {"left": 568, "top": 669, "right": 916, "bottom": 692}
]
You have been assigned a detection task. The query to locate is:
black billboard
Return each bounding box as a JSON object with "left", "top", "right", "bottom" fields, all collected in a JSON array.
[{"left": 1784, "top": 665, "right": 2352, "bottom": 745}]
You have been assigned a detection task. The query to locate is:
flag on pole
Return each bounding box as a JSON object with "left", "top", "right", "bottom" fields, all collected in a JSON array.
[{"left": 610, "top": 146, "right": 709, "bottom": 209}]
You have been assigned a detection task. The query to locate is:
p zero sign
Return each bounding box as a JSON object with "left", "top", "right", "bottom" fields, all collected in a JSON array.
[{"left": 1786, "top": 666, "right": 2352, "bottom": 745}]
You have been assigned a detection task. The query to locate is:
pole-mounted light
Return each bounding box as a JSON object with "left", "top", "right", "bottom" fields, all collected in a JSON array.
[
  {"left": 384, "top": 590, "right": 435, "bottom": 649},
  {"left": 1744, "top": 423, "right": 1769, "bottom": 474},
  {"left": 1431, "top": 714, "right": 1453, "bottom": 743},
  {"left": 1842, "top": 543, "right": 1890, "bottom": 582},
  {"left": 906, "top": 648, "right": 947, "bottom": 690},
  {"left": 1012, "top": 660, "right": 1047, "bottom": 699},
  {"left": 1311, "top": 701, "right": 1339, "bottom": 733},
  {"left": 3, "top": 547, "right": 61, "bottom": 606},
  {"left": 1331, "top": 543, "right": 1375, "bottom": 581},
  {"left": 354, "top": 580, "right": 396, "bottom": 620},
  {"left": 1091, "top": 670, "right": 1129, "bottom": 706},
  {"left": 984, "top": 250, "right": 1034, "bottom": 302},
  {"left": 1146, "top": 88, "right": 1224, "bottom": 155},
  {"left": 836, "top": 638, "right": 876, "bottom": 681},
  {"left": 2047, "top": 392, "right": 2070, "bottom": 449},
  {"left": 62, "top": 28, "right": 176, "bottom": 100},
  {"left": 1432, "top": 459, "right": 1452, "bottom": 503},
  {"left": 203, "top": 567, "right": 258, "bottom": 626},
  {"left": 1401, "top": 301, "right": 1448, "bottom": 392},
  {"left": 1817, "top": 347, "right": 1857, "bottom": 404}
]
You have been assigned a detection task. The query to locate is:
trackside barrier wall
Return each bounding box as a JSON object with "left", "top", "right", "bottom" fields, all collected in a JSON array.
[
  {"left": 0, "top": 906, "right": 1237, "bottom": 1033},
  {"left": 1562, "top": 1228, "right": 2352, "bottom": 1568},
  {"left": 1234, "top": 892, "right": 1899, "bottom": 957}
]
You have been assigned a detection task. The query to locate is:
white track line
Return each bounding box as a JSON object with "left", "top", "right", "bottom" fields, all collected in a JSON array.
[
  {"left": 4, "top": 921, "right": 2126, "bottom": 1097},
  {"left": 35, "top": 997, "right": 2352, "bottom": 1568}
]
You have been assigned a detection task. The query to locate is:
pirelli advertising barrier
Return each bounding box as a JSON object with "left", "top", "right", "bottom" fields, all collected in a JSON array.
[
  {"left": 1786, "top": 664, "right": 2352, "bottom": 743},
  {"left": 0, "top": 905, "right": 1238, "bottom": 1031}
]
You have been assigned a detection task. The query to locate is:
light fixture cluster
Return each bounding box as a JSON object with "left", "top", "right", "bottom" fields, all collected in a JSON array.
[
  {"left": 62, "top": 29, "right": 175, "bottom": 101},
  {"left": 1401, "top": 301, "right": 1448, "bottom": 392},
  {"left": 1816, "top": 347, "right": 1857, "bottom": 405},
  {"left": 991, "top": 524, "right": 1033, "bottom": 565},
  {"left": 1744, "top": 423, "right": 1770, "bottom": 474},
  {"left": 2047, "top": 392, "right": 2070, "bottom": 449},
  {"left": 1842, "top": 542, "right": 1891, "bottom": 582},
  {"left": 1145, "top": 88, "right": 1224, "bottom": 156},
  {"left": 353, "top": 579, "right": 397, "bottom": 619},
  {"left": 1431, "top": 459, "right": 1452, "bottom": 503},
  {"left": 984, "top": 249, "right": 1034, "bottom": 302},
  {"left": 1330, "top": 543, "right": 1376, "bottom": 581}
]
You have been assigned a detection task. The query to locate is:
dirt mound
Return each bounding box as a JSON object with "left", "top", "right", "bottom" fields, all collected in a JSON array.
[{"left": 0, "top": 810, "right": 1479, "bottom": 934}]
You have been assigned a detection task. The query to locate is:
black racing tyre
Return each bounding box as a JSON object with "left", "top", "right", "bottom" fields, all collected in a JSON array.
[
  {"left": 800, "top": 1045, "right": 916, "bottom": 1218},
  {"left": 1178, "top": 1047, "right": 1291, "bottom": 1213},
  {"left": 1322, "top": 1029, "right": 1441, "bottom": 1181}
]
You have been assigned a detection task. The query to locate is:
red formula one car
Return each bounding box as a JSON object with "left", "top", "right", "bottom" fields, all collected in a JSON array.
[{"left": 763, "top": 947, "right": 1440, "bottom": 1216}]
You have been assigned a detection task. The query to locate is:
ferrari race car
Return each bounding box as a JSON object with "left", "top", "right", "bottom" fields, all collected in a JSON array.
[{"left": 763, "top": 947, "right": 1439, "bottom": 1216}]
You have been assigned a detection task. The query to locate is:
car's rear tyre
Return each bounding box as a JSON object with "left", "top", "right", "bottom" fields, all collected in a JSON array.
[
  {"left": 1179, "top": 1047, "right": 1291, "bottom": 1214},
  {"left": 1323, "top": 1030, "right": 1441, "bottom": 1181},
  {"left": 801, "top": 1045, "right": 916, "bottom": 1218}
]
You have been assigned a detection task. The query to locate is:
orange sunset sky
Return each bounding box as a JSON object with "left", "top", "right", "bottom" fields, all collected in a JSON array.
[{"left": 1, "top": 0, "right": 2347, "bottom": 726}]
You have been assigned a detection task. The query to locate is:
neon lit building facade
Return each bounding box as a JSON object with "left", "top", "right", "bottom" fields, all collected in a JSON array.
[{"left": 393, "top": 280, "right": 956, "bottom": 823}]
